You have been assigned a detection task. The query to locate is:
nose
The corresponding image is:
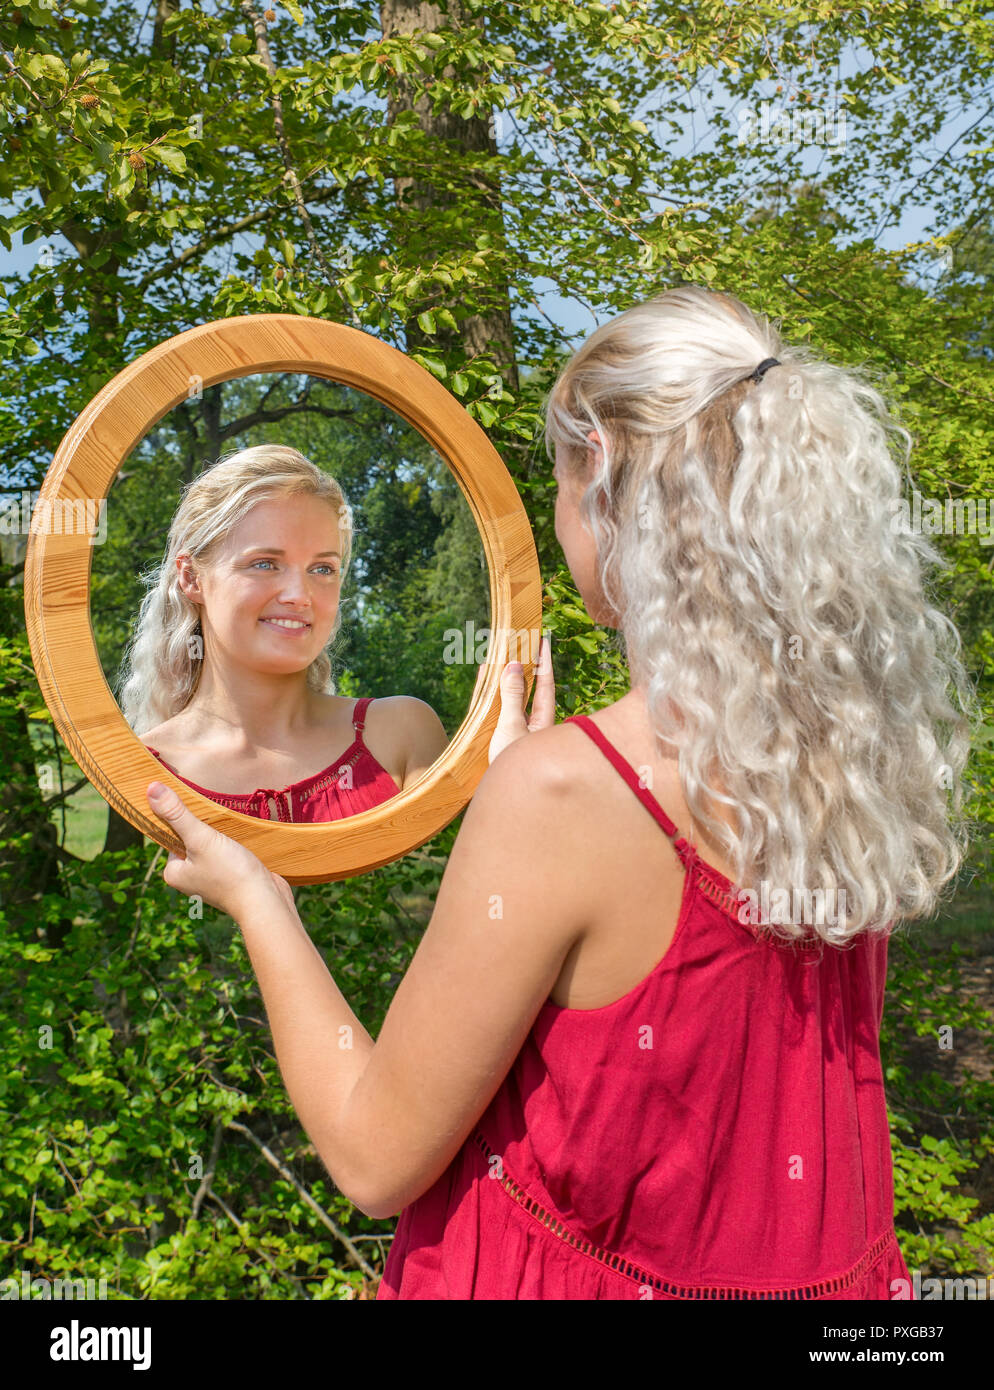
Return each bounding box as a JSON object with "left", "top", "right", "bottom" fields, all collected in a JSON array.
[{"left": 274, "top": 567, "right": 314, "bottom": 606}]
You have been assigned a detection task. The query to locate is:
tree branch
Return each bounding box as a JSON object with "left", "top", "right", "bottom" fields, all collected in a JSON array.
[
  {"left": 134, "top": 207, "right": 274, "bottom": 294},
  {"left": 205, "top": 1184, "right": 310, "bottom": 1297},
  {"left": 191, "top": 1120, "right": 224, "bottom": 1219},
  {"left": 781, "top": 274, "right": 994, "bottom": 406},
  {"left": 216, "top": 398, "right": 356, "bottom": 443},
  {"left": 41, "top": 777, "right": 90, "bottom": 812},
  {"left": 240, "top": 0, "right": 362, "bottom": 328},
  {"left": 225, "top": 1118, "right": 378, "bottom": 1279}
]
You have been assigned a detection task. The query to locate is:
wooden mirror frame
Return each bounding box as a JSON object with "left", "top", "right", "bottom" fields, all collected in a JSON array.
[{"left": 24, "top": 314, "right": 542, "bottom": 884}]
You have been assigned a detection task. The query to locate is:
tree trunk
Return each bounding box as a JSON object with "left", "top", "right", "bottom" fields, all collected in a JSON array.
[{"left": 379, "top": 0, "right": 520, "bottom": 403}]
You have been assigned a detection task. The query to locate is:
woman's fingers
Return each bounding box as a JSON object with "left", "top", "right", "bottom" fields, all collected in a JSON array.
[
  {"left": 488, "top": 661, "right": 525, "bottom": 763},
  {"left": 146, "top": 781, "right": 212, "bottom": 855},
  {"left": 145, "top": 780, "right": 272, "bottom": 916},
  {"left": 527, "top": 635, "right": 555, "bottom": 731},
  {"left": 487, "top": 637, "right": 556, "bottom": 762}
]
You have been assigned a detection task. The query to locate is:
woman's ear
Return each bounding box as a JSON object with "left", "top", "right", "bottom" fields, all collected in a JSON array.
[
  {"left": 585, "top": 428, "right": 611, "bottom": 480},
  {"left": 175, "top": 553, "right": 203, "bottom": 603}
]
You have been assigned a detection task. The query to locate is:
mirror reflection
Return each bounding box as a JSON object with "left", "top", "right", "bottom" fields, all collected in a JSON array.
[{"left": 90, "top": 373, "right": 490, "bottom": 825}]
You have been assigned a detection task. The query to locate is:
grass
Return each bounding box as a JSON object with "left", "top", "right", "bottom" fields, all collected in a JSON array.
[
  {"left": 28, "top": 720, "right": 109, "bottom": 860},
  {"left": 917, "top": 877, "right": 994, "bottom": 947}
]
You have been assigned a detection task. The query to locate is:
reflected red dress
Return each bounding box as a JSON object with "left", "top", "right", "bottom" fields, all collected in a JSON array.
[
  {"left": 146, "top": 696, "right": 401, "bottom": 822},
  {"left": 376, "top": 712, "right": 912, "bottom": 1300}
]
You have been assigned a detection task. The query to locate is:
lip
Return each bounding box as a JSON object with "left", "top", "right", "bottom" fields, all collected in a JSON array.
[{"left": 259, "top": 617, "right": 312, "bottom": 635}]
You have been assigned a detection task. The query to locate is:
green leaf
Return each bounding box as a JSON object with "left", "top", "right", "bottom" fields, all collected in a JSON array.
[
  {"left": 283, "top": 0, "right": 305, "bottom": 21},
  {"left": 417, "top": 310, "right": 436, "bottom": 334},
  {"left": 410, "top": 353, "right": 446, "bottom": 379},
  {"left": 40, "top": 55, "right": 69, "bottom": 82},
  {"left": 109, "top": 155, "right": 136, "bottom": 199},
  {"left": 154, "top": 146, "right": 187, "bottom": 176}
]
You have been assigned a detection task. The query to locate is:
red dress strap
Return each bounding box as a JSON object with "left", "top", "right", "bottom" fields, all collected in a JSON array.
[
  {"left": 564, "top": 713, "right": 698, "bottom": 871},
  {"left": 351, "top": 696, "right": 374, "bottom": 733}
]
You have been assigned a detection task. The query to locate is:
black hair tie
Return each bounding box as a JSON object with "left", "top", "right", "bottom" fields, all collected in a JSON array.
[{"left": 744, "top": 357, "right": 780, "bottom": 383}]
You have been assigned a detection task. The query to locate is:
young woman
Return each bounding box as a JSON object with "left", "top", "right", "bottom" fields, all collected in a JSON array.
[
  {"left": 118, "top": 445, "right": 450, "bottom": 822},
  {"left": 146, "top": 286, "right": 976, "bottom": 1299}
]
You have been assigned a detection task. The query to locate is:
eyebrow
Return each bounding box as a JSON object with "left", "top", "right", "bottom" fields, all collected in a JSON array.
[{"left": 241, "top": 547, "right": 342, "bottom": 559}]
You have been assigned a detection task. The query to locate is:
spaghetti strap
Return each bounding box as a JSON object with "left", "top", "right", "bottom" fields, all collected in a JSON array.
[
  {"left": 564, "top": 713, "right": 698, "bottom": 870},
  {"left": 351, "top": 696, "right": 374, "bottom": 733}
]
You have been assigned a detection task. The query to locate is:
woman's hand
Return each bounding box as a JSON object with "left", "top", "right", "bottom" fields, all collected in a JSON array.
[
  {"left": 145, "top": 781, "right": 294, "bottom": 919},
  {"left": 489, "top": 634, "right": 556, "bottom": 764}
]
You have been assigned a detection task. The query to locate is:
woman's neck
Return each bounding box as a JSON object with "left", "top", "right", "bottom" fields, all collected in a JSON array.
[{"left": 182, "top": 664, "right": 322, "bottom": 750}]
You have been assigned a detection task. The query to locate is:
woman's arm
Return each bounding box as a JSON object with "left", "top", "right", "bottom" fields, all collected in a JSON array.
[
  {"left": 146, "top": 724, "right": 589, "bottom": 1220},
  {"left": 337, "top": 732, "right": 587, "bottom": 1216}
]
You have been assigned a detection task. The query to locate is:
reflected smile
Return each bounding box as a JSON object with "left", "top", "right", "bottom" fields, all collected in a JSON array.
[{"left": 260, "top": 617, "right": 311, "bottom": 633}]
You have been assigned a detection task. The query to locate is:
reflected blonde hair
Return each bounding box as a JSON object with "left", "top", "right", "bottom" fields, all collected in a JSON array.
[
  {"left": 118, "top": 445, "right": 352, "bottom": 735},
  {"left": 544, "top": 285, "right": 980, "bottom": 944}
]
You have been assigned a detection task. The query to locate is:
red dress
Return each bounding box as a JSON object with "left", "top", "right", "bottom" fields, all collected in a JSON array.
[
  {"left": 376, "top": 712, "right": 913, "bottom": 1300},
  {"left": 146, "top": 696, "right": 401, "bottom": 822}
]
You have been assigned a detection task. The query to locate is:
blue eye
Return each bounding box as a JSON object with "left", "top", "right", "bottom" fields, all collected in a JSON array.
[{"left": 251, "top": 559, "right": 340, "bottom": 575}]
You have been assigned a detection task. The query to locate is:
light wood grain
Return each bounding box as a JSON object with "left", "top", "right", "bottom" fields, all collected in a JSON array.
[{"left": 24, "top": 314, "right": 542, "bottom": 884}]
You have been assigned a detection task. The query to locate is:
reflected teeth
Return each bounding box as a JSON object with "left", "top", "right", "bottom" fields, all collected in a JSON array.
[{"left": 264, "top": 618, "right": 308, "bottom": 628}]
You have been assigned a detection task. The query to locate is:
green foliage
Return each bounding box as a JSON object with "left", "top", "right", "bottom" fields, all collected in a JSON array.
[
  {"left": 880, "top": 930, "right": 994, "bottom": 1278},
  {"left": 0, "top": 0, "right": 992, "bottom": 1298},
  {"left": 0, "top": 839, "right": 442, "bottom": 1299}
]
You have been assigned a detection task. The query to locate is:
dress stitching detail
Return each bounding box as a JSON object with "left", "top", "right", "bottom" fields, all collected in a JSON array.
[
  {"left": 693, "top": 863, "right": 823, "bottom": 951},
  {"left": 473, "top": 1131, "right": 895, "bottom": 1299},
  {"left": 300, "top": 751, "right": 363, "bottom": 802}
]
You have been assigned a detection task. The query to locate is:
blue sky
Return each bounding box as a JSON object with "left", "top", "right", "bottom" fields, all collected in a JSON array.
[{"left": 1, "top": 28, "right": 981, "bottom": 345}]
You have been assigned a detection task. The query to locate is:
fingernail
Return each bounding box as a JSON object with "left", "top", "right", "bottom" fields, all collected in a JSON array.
[{"left": 148, "top": 782, "right": 167, "bottom": 799}]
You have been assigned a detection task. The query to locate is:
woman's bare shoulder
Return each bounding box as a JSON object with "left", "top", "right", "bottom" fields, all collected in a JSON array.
[
  {"left": 137, "top": 715, "right": 190, "bottom": 755},
  {"left": 363, "top": 695, "right": 449, "bottom": 784},
  {"left": 486, "top": 719, "right": 589, "bottom": 794}
]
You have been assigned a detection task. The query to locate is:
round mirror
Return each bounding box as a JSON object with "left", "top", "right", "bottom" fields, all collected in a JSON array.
[{"left": 24, "top": 315, "right": 542, "bottom": 883}]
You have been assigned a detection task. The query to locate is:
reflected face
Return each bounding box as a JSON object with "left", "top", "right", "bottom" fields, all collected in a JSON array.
[
  {"left": 178, "top": 493, "right": 343, "bottom": 677},
  {"left": 554, "top": 437, "right": 618, "bottom": 628}
]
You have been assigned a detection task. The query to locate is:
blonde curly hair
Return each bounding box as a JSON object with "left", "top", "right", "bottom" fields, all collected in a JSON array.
[{"left": 544, "top": 284, "right": 980, "bottom": 944}]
